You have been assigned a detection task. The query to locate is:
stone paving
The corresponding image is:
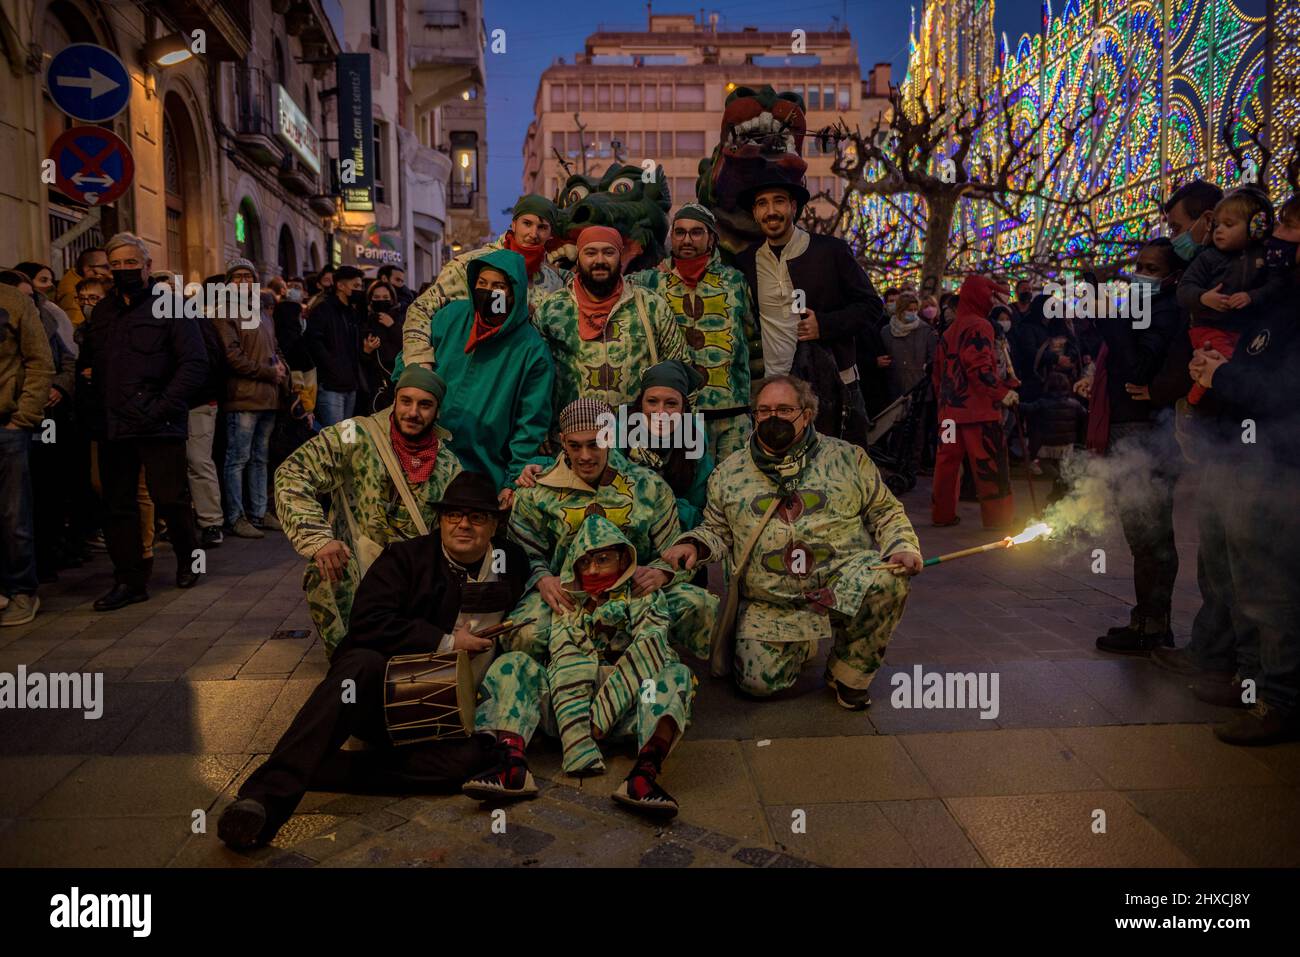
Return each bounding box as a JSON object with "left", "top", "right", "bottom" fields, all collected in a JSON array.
[{"left": 2, "top": 473, "right": 1298, "bottom": 868}]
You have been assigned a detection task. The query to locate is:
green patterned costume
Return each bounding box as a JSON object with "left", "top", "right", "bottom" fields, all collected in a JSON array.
[
  {"left": 628, "top": 250, "right": 755, "bottom": 461},
  {"left": 274, "top": 408, "right": 462, "bottom": 656},
  {"left": 677, "top": 436, "right": 919, "bottom": 694},
  {"left": 533, "top": 280, "right": 687, "bottom": 426},
  {"left": 506, "top": 446, "right": 716, "bottom": 661},
  {"left": 402, "top": 233, "right": 568, "bottom": 367},
  {"left": 476, "top": 516, "right": 693, "bottom": 771}
]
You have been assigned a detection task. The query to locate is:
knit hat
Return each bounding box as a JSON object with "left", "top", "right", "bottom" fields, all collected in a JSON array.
[
  {"left": 559, "top": 397, "right": 613, "bottom": 435},
  {"left": 641, "top": 359, "right": 705, "bottom": 399},
  {"left": 225, "top": 257, "right": 256, "bottom": 280},
  {"left": 512, "top": 194, "right": 560, "bottom": 229},
  {"left": 394, "top": 365, "right": 447, "bottom": 403},
  {"left": 576, "top": 226, "right": 623, "bottom": 255},
  {"left": 672, "top": 203, "right": 717, "bottom": 235}
]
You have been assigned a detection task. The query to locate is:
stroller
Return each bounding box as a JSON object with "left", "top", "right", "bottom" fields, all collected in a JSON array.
[{"left": 867, "top": 364, "right": 933, "bottom": 497}]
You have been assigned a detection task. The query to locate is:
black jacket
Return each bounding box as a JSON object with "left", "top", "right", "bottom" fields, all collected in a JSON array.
[
  {"left": 734, "top": 232, "right": 883, "bottom": 377},
  {"left": 190, "top": 314, "right": 228, "bottom": 408},
  {"left": 1022, "top": 393, "right": 1086, "bottom": 448},
  {"left": 1194, "top": 299, "right": 1300, "bottom": 468},
  {"left": 1100, "top": 285, "right": 1184, "bottom": 422},
  {"left": 273, "top": 301, "right": 314, "bottom": 373},
  {"left": 78, "top": 282, "right": 209, "bottom": 441},
  {"left": 304, "top": 292, "right": 363, "bottom": 392},
  {"left": 338, "top": 532, "right": 530, "bottom": 658}
]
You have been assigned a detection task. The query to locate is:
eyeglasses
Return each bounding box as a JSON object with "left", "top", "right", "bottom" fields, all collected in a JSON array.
[
  {"left": 77, "top": 295, "right": 103, "bottom": 306},
  {"left": 672, "top": 228, "right": 709, "bottom": 240},
  {"left": 754, "top": 405, "right": 804, "bottom": 420},
  {"left": 441, "top": 509, "right": 493, "bottom": 527}
]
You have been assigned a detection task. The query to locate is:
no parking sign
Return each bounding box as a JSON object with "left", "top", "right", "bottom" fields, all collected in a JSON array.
[{"left": 49, "top": 126, "right": 135, "bottom": 206}]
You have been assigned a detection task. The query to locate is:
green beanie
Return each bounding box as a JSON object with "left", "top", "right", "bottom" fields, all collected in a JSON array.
[
  {"left": 512, "top": 194, "right": 559, "bottom": 229},
  {"left": 394, "top": 365, "right": 447, "bottom": 403},
  {"left": 641, "top": 359, "right": 705, "bottom": 399}
]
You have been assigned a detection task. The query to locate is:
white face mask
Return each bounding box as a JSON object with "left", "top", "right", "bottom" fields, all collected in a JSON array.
[
  {"left": 998, "top": 318, "right": 1012, "bottom": 333},
  {"left": 286, "top": 288, "right": 303, "bottom": 302}
]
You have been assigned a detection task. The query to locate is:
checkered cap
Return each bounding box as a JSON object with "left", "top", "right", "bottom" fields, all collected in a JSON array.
[{"left": 559, "top": 397, "right": 613, "bottom": 435}]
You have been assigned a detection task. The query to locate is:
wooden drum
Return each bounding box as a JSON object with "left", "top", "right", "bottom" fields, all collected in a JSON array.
[{"left": 383, "top": 650, "right": 476, "bottom": 745}]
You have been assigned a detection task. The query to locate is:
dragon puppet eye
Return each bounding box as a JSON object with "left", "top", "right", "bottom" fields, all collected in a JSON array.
[
  {"left": 608, "top": 177, "right": 637, "bottom": 195},
  {"left": 565, "top": 184, "right": 590, "bottom": 205}
]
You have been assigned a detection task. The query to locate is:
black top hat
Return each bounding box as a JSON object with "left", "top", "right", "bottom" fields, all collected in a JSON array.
[
  {"left": 434, "top": 472, "right": 505, "bottom": 514},
  {"left": 737, "top": 173, "right": 811, "bottom": 213}
]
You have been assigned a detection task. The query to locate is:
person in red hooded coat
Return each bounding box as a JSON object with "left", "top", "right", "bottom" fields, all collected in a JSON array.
[{"left": 931, "top": 274, "right": 1019, "bottom": 528}]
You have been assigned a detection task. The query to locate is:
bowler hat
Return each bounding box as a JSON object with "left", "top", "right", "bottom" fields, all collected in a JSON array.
[
  {"left": 737, "top": 174, "right": 811, "bottom": 213},
  {"left": 434, "top": 471, "right": 505, "bottom": 514}
]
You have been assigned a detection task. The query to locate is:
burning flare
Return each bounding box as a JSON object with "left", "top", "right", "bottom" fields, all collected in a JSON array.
[{"left": 1008, "top": 522, "right": 1052, "bottom": 546}]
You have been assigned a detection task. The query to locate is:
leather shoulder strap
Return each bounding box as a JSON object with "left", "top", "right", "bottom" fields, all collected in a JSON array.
[
  {"left": 356, "top": 415, "right": 430, "bottom": 537},
  {"left": 633, "top": 288, "right": 658, "bottom": 367}
]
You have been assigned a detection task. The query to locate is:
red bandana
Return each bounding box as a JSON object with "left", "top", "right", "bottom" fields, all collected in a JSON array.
[
  {"left": 574, "top": 276, "right": 624, "bottom": 341},
  {"left": 579, "top": 568, "right": 623, "bottom": 596},
  {"left": 389, "top": 416, "right": 439, "bottom": 485},
  {"left": 503, "top": 230, "right": 545, "bottom": 278},
  {"left": 674, "top": 253, "right": 711, "bottom": 289},
  {"left": 465, "top": 309, "right": 505, "bottom": 353}
]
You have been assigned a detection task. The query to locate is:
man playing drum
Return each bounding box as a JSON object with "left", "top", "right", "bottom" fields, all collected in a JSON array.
[{"left": 218, "top": 472, "right": 531, "bottom": 850}]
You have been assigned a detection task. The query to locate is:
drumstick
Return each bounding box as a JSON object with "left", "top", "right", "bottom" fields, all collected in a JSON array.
[{"left": 471, "top": 617, "right": 537, "bottom": 639}]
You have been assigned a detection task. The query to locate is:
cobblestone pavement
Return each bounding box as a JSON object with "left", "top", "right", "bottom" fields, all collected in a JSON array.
[{"left": 2, "top": 474, "right": 1298, "bottom": 868}]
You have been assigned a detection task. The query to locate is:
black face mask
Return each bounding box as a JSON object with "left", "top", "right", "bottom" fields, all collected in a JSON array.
[
  {"left": 370, "top": 301, "right": 394, "bottom": 315},
  {"left": 472, "top": 287, "right": 512, "bottom": 324},
  {"left": 756, "top": 415, "right": 798, "bottom": 454},
  {"left": 1017, "top": 291, "right": 1032, "bottom": 304},
  {"left": 112, "top": 268, "right": 145, "bottom": 296},
  {"left": 348, "top": 290, "right": 366, "bottom": 310}
]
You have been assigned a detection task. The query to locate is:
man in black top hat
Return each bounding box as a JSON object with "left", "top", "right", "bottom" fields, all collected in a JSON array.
[
  {"left": 732, "top": 177, "right": 883, "bottom": 445},
  {"left": 218, "top": 472, "right": 532, "bottom": 849}
]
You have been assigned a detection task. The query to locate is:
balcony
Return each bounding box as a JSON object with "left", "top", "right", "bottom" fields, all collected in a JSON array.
[
  {"left": 233, "top": 66, "right": 286, "bottom": 167},
  {"left": 277, "top": 155, "right": 318, "bottom": 196},
  {"left": 157, "top": 0, "right": 251, "bottom": 61},
  {"left": 409, "top": 0, "right": 485, "bottom": 115},
  {"left": 449, "top": 182, "right": 475, "bottom": 208}
]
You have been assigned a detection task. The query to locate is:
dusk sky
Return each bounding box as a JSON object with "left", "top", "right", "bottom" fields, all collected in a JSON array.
[{"left": 482, "top": 0, "right": 1047, "bottom": 233}]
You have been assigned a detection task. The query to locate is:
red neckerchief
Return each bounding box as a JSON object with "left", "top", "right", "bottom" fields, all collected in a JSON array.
[
  {"left": 574, "top": 276, "right": 624, "bottom": 341},
  {"left": 389, "top": 416, "right": 439, "bottom": 485},
  {"left": 674, "top": 253, "right": 710, "bottom": 289},
  {"left": 579, "top": 568, "right": 622, "bottom": 595},
  {"left": 465, "top": 309, "right": 505, "bottom": 353},
  {"left": 503, "top": 230, "right": 545, "bottom": 278}
]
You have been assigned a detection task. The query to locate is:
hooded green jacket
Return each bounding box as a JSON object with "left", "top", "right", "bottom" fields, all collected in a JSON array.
[
  {"left": 548, "top": 515, "right": 680, "bottom": 768},
  {"left": 394, "top": 248, "right": 555, "bottom": 492}
]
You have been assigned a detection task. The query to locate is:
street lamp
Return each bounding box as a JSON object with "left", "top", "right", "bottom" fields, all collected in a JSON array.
[{"left": 142, "top": 34, "right": 194, "bottom": 67}]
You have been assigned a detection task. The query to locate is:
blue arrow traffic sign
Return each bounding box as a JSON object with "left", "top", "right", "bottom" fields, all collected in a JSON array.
[
  {"left": 45, "top": 43, "right": 131, "bottom": 123},
  {"left": 50, "top": 125, "right": 134, "bottom": 207}
]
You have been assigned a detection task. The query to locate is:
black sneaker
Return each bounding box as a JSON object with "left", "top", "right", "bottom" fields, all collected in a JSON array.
[
  {"left": 201, "top": 525, "right": 224, "bottom": 547},
  {"left": 218, "top": 798, "right": 270, "bottom": 849},
  {"left": 1096, "top": 624, "right": 1174, "bottom": 655},
  {"left": 832, "top": 681, "right": 873, "bottom": 712}
]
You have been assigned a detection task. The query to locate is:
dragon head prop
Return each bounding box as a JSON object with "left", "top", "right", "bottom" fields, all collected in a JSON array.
[
  {"left": 548, "top": 163, "right": 671, "bottom": 274},
  {"left": 696, "top": 85, "right": 810, "bottom": 254}
]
